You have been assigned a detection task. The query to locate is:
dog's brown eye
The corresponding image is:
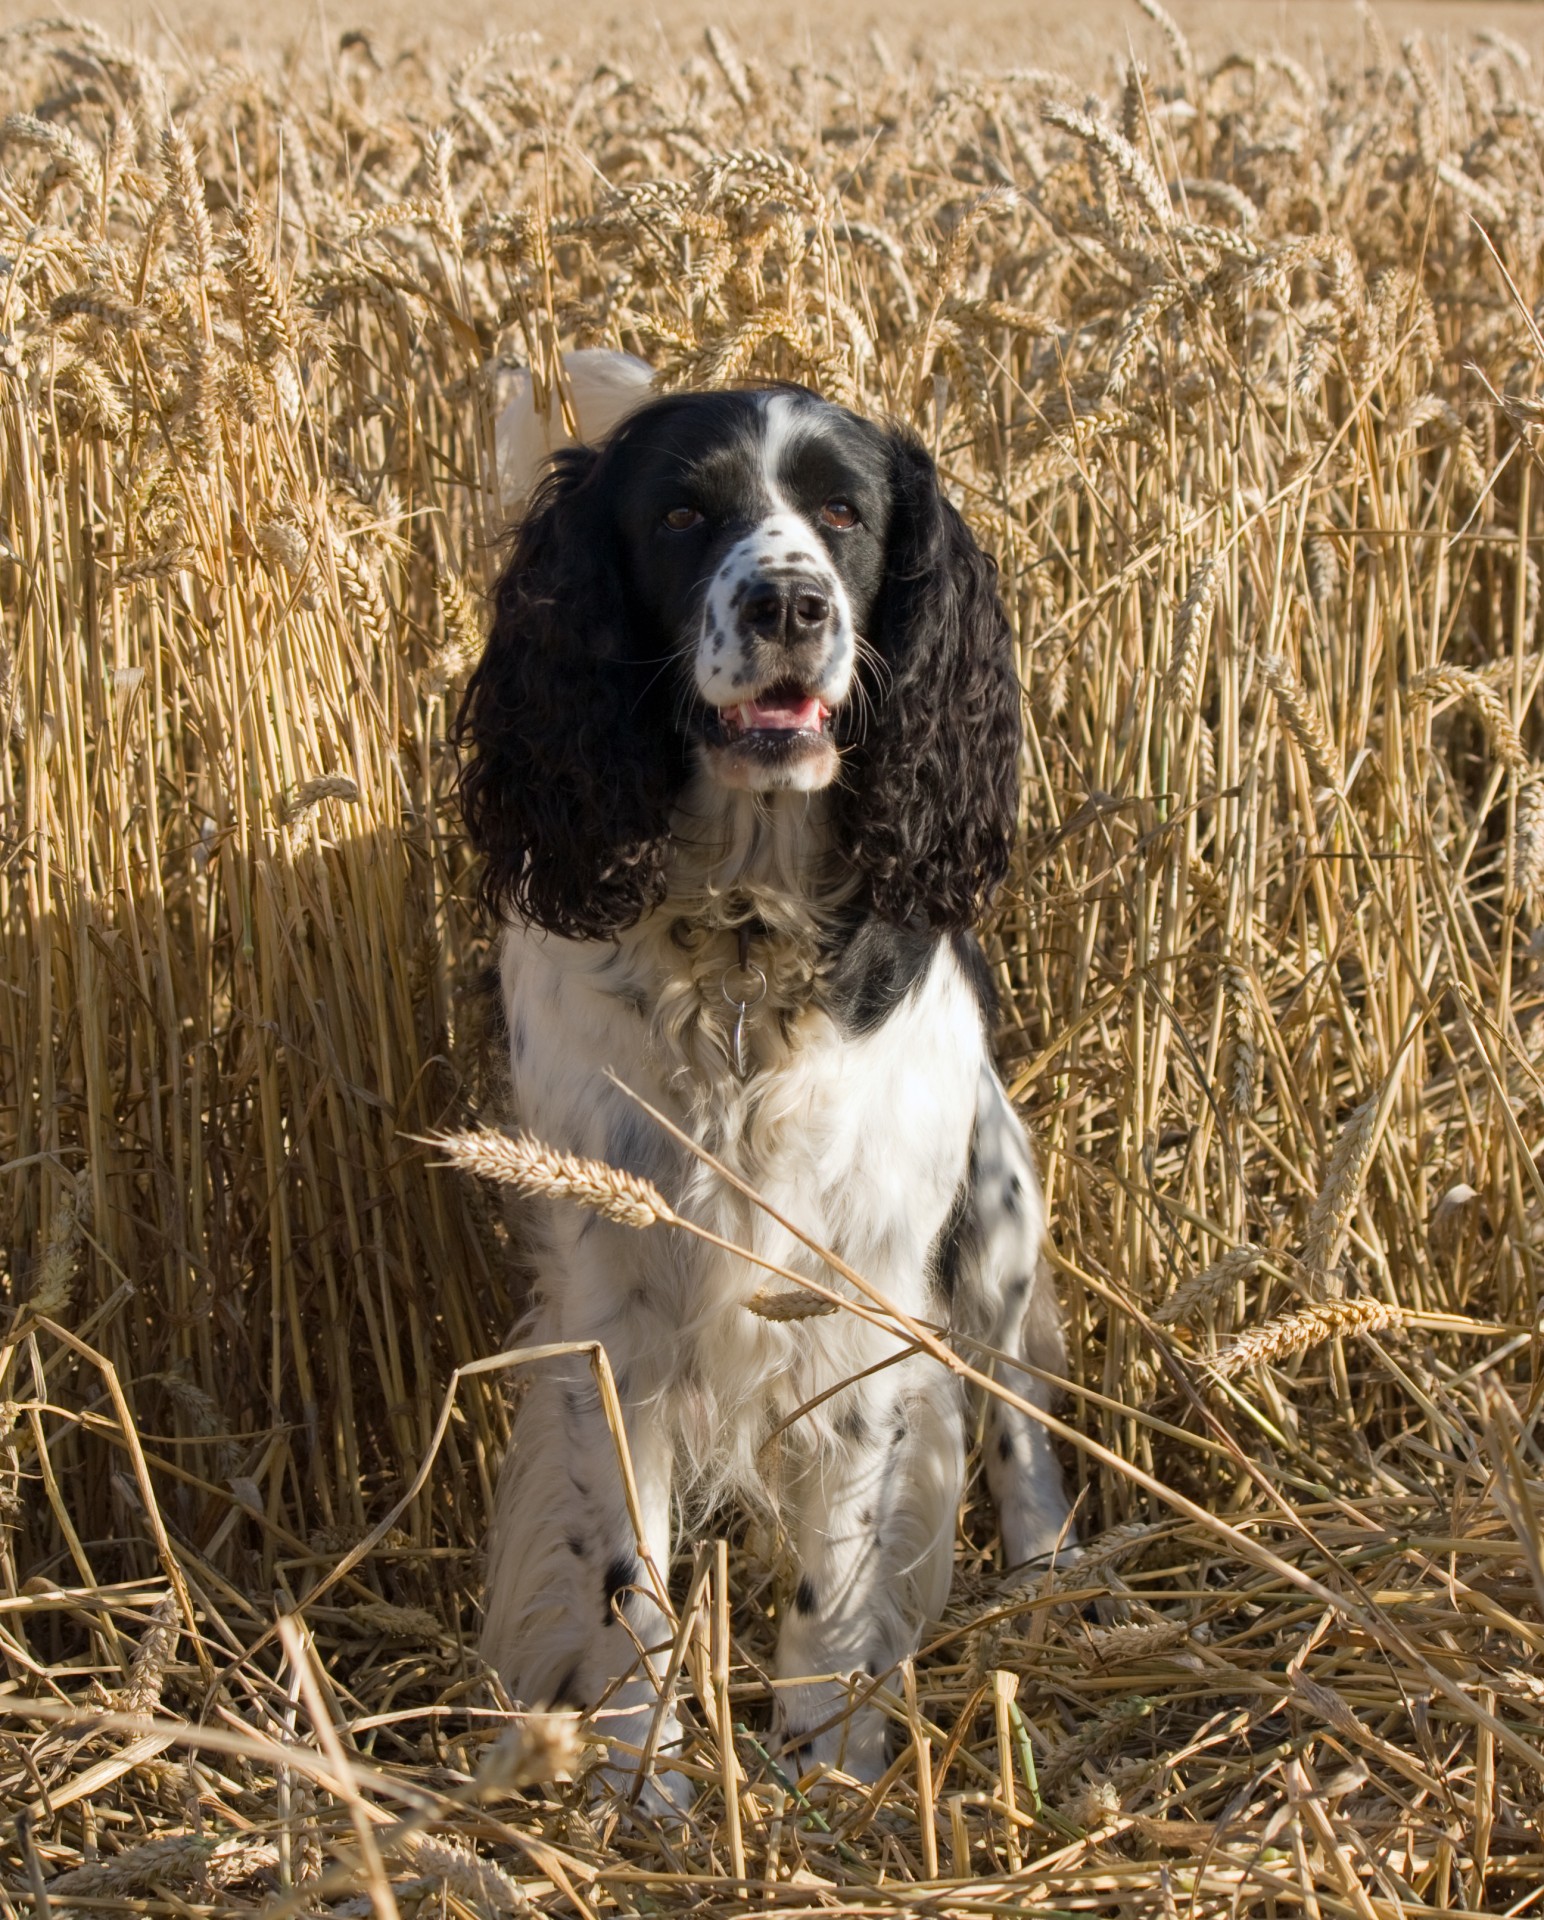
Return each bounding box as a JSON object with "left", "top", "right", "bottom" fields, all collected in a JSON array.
[
  {"left": 821, "top": 498, "right": 858, "bottom": 530},
  {"left": 662, "top": 506, "right": 703, "bottom": 531}
]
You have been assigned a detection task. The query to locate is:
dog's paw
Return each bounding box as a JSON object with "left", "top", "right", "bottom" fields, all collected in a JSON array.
[
  {"left": 590, "top": 1703, "right": 698, "bottom": 1819},
  {"left": 777, "top": 1703, "right": 888, "bottom": 1790}
]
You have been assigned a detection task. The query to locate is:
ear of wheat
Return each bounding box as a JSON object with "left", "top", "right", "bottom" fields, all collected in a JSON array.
[
  {"left": 1209, "top": 1298, "right": 1400, "bottom": 1380},
  {"left": 429, "top": 1129, "right": 675, "bottom": 1231}
]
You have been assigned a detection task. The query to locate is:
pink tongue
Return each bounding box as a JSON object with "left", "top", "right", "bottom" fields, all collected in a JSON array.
[{"left": 736, "top": 694, "right": 825, "bottom": 731}]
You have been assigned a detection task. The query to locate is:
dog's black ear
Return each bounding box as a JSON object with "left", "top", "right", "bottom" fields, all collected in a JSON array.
[
  {"left": 455, "top": 448, "right": 681, "bottom": 938},
  {"left": 837, "top": 432, "right": 1022, "bottom": 931}
]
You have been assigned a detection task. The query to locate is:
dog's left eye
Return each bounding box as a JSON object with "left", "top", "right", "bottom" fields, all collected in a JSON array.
[
  {"left": 662, "top": 506, "right": 703, "bottom": 531},
  {"left": 821, "top": 498, "right": 859, "bottom": 530}
]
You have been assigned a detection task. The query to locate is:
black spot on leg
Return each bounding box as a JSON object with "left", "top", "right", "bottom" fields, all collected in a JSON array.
[
  {"left": 794, "top": 1575, "right": 818, "bottom": 1616},
  {"left": 1006, "top": 1274, "right": 1029, "bottom": 1304},
  {"left": 512, "top": 1016, "right": 528, "bottom": 1062},
  {"left": 836, "top": 1404, "right": 869, "bottom": 1444},
  {"left": 1002, "top": 1175, "right": 1021, "bottom": 1218},
  {"left": 602, "top": 1554, "right": 636, "bottom": 1624},
  {"left": 997, "top": 1430, "right": 1014, "bottom": 1462}
]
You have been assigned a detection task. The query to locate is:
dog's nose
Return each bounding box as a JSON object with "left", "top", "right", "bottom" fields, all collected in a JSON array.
[{"left": 742, "top": 578, "right": 831, "bottom": 643}]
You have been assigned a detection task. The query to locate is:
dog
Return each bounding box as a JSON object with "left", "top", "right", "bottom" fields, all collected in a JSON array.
[{"left": 456, "top": 374, "right": 1073, "bottom": 1802}]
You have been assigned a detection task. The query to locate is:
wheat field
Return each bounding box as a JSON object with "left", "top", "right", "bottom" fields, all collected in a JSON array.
[{"left": 3, "top": 3, "right": 1544, "bottom": 1913}]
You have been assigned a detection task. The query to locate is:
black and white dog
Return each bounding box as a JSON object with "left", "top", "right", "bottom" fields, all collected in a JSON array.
[{"left": 457, "top": 377, "right": 1073, "bottom": 1799}]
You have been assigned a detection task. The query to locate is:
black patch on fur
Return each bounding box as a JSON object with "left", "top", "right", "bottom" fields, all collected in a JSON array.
[
  {"left": 551, "top": 1663, "right": 583, "bottom": 1707},
  {"left": 454, "top": 438, "right": 688, "bottom": 937},
  {"left": 602, "top": 1554, "right": 636, "bottom": 1623},
  {"left": 998, "top": 1430, "right": 1014, "bottom": 1462},
  {"left": 833, "top": 429, "right": 1022, "bottom": 932},
  {"left": 836, "top": 1404, "right": 869, "bottom": 1444},
  {"left": 606, "top": 1110, "right": 657, "bottom": 1180},
  {"left": 928, "top": 1162, "right": 977, "bottom": 1305},
  {"left": 950, "top": 929, "right": 998, "bottom": 1027},
  {"left": 823, "top": 914, "right": 938, "bottom": 1036},
  {"left": 511, "top": 1015, "right": 528, "bottom": 1062},
  {"left": 794, "top": 1575, "right": 818, "bottom": 1616},
  {"left": 891, "top": 1416, "right": 907, "bottom": 1446},
  {"left": 567, "top": 1535, "right": 586, "bottom": 1557}
]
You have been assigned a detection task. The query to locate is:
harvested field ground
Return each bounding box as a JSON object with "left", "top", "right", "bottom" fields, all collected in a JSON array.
[{"left": 4, "top": 3, "right": 1544, "bottom": 1916}]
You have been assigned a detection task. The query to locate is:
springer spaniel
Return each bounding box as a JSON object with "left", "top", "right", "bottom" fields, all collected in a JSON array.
[{"left": 457, "top": 374, "right": 1073, "bottom": 1802}]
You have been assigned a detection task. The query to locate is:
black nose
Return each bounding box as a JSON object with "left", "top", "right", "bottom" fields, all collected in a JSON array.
[{"left": 742, "top": 578, "right": 831, "bottom": 643}]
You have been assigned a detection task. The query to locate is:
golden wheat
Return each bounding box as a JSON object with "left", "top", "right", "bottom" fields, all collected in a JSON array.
[
  {"left": 4, "top": 8, "right": 1544, "bottom": 1914},
  {"left": 1209, "top": 1297, "right": 1402, "bottom": 1381},
  {"left": 430, "top": 1128, "right": 675, "bottom": 1230}
]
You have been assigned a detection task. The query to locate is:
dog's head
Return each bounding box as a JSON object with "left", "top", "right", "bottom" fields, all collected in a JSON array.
[{"left": 456, "top": 385, "right": 1022, "bottom": 939}]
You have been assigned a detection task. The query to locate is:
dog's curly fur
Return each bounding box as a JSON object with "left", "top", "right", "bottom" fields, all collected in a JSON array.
[{"left": 457, "top": 380, "right": 1073, "bottom": 1805}]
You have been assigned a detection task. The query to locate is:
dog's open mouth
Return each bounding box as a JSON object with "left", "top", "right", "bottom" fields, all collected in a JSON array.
[
  {"left": 716, "top": 684, "right": 832, "bottom": 740},
  {"left": 704, "top": 683, "right": 839, "bottom": 791}
]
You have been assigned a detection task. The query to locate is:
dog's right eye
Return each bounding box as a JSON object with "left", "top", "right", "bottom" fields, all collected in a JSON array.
[{"left": 662, "top": 506, "right": 703, "bottom": 531}]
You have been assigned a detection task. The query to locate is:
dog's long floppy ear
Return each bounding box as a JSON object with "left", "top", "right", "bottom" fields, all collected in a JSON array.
[
  {"left": 837, "top": 431, "right": 1023, "bottom": 932},
  {"left": 455, "top": 447, "right": 681, "bottom": 938}
]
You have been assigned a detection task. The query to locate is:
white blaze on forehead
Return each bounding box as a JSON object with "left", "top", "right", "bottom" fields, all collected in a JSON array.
[
  {"left": 757, "top": 390, "right": 809, "bottom": 512},
  {"left": 693, "top": 391, "right": 858, "bottom": 708}
]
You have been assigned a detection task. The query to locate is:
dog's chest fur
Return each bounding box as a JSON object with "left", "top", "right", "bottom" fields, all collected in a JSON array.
[{"left": 498, "top": 792, "right": 985, "bottom": 1499}]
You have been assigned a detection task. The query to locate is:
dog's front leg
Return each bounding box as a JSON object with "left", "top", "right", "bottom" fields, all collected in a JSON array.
[
  {"left": 481, "top": 1345, "right": 690, "bottom": 1810},
  {"left": 773, "top": 1369, "right": 964, "bottom": 1782}
]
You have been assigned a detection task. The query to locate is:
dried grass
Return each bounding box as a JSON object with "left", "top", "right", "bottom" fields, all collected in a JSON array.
[{"left": 4, "top": 7, "right": 1544, "bottom": 1915}]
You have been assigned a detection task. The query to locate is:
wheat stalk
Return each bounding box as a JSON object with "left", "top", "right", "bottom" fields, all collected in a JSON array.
[
  {"left": 1154, "top": 1245, "right": 1264, "bottom": 1327},
  {"left": 430, "top": 1129, "right": 676, "bottom": 1231},
  {"left": 1210, "top": 1297, "right": 1400, "bottom": 1380},
  {"left": 1300, "top": 1095, "right": 1382, "bottom": 1286},
  {"left": 1261, "top": 651, "right": 1345, "bottom": 791},
  {"left": 1515, "top": 777, "right": 1544, "bottom": 895},
  {"left": 1219, "top": 964, "right": 1259, "bottom": 1121},
  {"left": 1409, "top": 664, "right": 1527, "bottom": 773},
  {"left": 1166, "top": 556, "right": 1219, "bottom": 711},
  {"left": 747, "top": 1286, "right": 838, "bottom": 1321}
]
